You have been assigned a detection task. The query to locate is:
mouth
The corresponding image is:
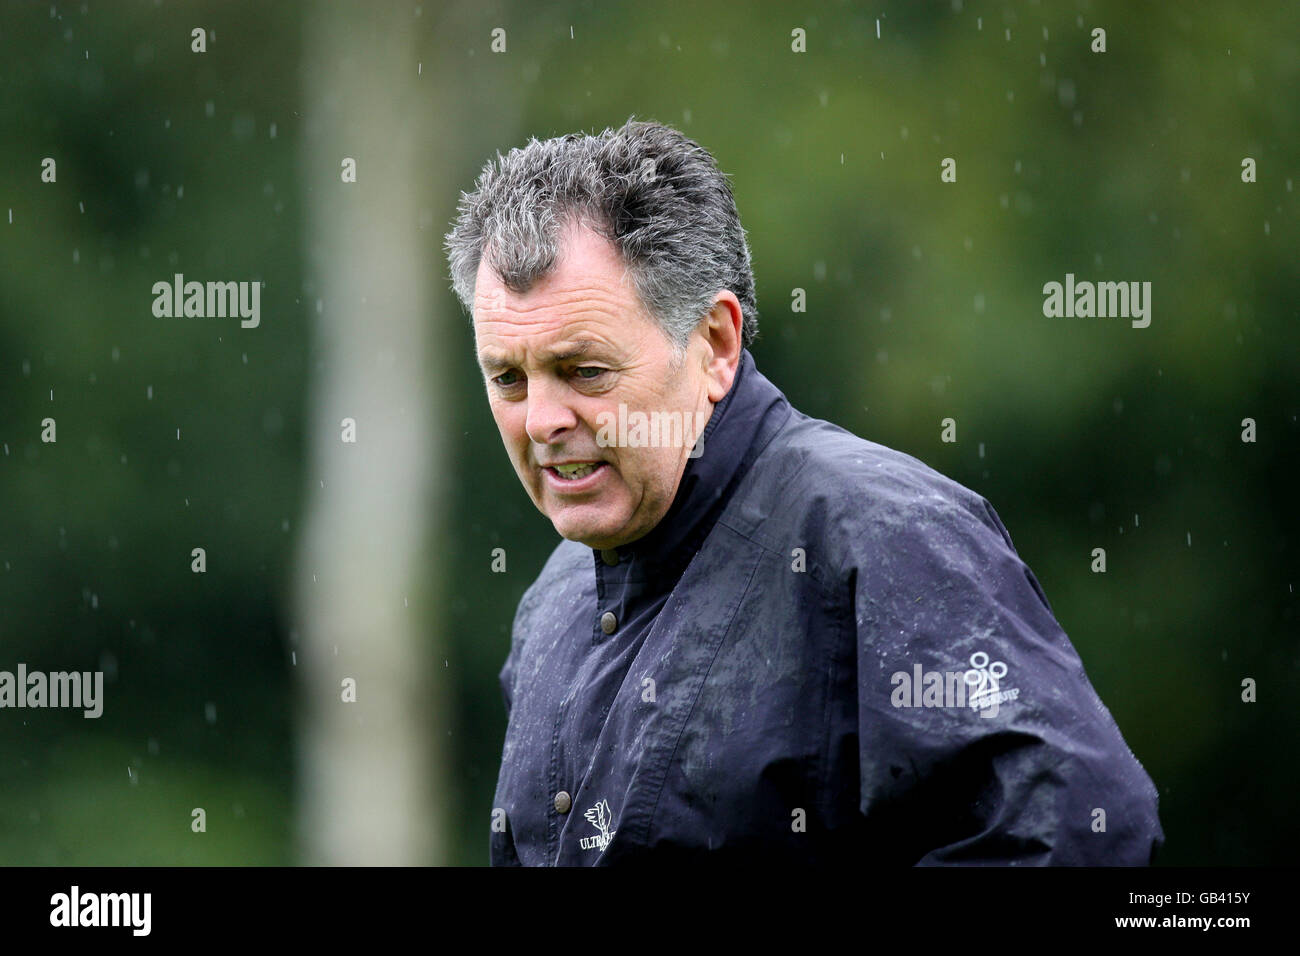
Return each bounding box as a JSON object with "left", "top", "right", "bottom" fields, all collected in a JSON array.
[
  {"left": 549, "top": 461, "right": 604, "bottom": 480},
  {"left": 541, "top": 460, "right": 610, "bottom": 492}
]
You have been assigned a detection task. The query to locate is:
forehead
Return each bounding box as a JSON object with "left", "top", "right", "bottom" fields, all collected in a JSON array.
[{"left": 473, "top": 223, "right": 648, "bottom": 354}]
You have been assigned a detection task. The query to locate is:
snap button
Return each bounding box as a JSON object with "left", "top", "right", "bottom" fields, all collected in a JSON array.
[
  {"left": 600, "top": 549, "right": 620, "bottom": 566},
  {"left": 554, "top": 790, "right": 572, "bottom": 814},
  {"left": 600, "top": 611, "right": 617, "bottom": 635}
]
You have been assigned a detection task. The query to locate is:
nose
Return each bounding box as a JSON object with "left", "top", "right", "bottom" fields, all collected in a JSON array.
[{"left": 524, "top": 376, "right": 579, "bottom": 447}]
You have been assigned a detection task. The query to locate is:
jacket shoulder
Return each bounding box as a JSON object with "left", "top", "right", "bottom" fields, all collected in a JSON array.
[{"left": 730, "top": 410, "right": 1008, "bottom": 568}]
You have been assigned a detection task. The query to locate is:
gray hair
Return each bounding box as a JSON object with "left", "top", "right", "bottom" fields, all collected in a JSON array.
[{"left": 443, "top": 116, "right": 758, "bottom": 350}]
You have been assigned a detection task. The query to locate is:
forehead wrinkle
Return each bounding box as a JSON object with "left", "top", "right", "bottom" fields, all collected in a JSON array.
[
  {"left": 475, "top": 308, "right": 624, "bottom": 344},
  {"left": 475, "top": 281, "right": 633, "bottom": 323},
  {"left": 474, "top": 274, "right": 643, "bottom": 369}
]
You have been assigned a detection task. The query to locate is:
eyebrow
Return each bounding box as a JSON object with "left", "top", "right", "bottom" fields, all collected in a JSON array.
[{"left": 478, "top": 340, "right": 603, "bottom": 374}]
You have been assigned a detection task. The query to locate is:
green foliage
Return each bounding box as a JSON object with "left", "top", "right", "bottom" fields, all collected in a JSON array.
[{"left": 1, "top": 0, "right": 1296, "bottom": 865}]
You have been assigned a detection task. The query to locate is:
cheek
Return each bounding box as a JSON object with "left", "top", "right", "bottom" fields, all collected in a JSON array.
[
  {"left": 491, "top": 404, "right": 525, "bottom": 448},
  {"left": 619, "top": 445, "right": 674, "bottom": 494}
]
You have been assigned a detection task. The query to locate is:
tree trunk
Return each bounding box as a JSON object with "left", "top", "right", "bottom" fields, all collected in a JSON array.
[{"left": 293, "top": 1, "right": 446, "bottom": 865}]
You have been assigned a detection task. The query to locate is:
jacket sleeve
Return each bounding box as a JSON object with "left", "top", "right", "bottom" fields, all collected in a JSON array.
[
  {"left": 852, "top": 488, "right": 1164, "bottom": 865},
  {"left": 498, "top": 640, "right": 517, "bottom": 722},
  {"left": 499, "top": 576, "right": 542, "bottom": 721},
  {"left": 490, "top": 583, "right": 539, "bottom": 867}
]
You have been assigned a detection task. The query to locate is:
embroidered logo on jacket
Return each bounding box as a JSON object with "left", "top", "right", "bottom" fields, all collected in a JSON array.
[
  {"left": 579, "top": 799, "right": 616, "bottom": 852},
  {"left": 963, "top": 651, "right": 1019, "bottom": 713}
]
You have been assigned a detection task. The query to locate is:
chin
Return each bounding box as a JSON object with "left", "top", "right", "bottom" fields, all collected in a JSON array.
[
  {"left": 554, "top": 522, "right": 615, "bottom": 548},
  {"left": 542, "top": 493, "right": 631, "bottom": 548},
  {"left": 550, "top": 513, "right": 627, "bottom": 549}
]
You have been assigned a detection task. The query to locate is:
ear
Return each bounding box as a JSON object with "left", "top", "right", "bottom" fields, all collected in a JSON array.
[{"left": 697, "top": 291, "right": 744, "bottom": 403}]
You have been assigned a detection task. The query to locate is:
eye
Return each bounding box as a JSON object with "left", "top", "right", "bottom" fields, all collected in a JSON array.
[
  {"left": 574, "top": 366, "right": 605, "bottom": 380},
  {"left": 493, "top": 369, "right": 522, "bottom": 388}
]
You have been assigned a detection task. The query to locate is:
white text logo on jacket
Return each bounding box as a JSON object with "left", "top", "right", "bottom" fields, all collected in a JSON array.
[
  {"left": 963, "top": 651, "right": 1020, "bottom": 714},
  {"left": 580, "top": 799, "right": 617, "bottom": 852}
]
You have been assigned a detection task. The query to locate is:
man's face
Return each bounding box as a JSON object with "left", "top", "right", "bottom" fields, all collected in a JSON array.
[{"left": 473, "top": 223, "right": 714, "bottom": 550}]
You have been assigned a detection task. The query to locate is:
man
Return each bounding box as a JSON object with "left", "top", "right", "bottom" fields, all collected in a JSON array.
[{"left": 444, "top": 118, "right": 1164, "bottom": 866}]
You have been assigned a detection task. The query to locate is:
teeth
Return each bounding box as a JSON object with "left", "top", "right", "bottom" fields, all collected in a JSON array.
[{"left": 553, "top": 462, "right": 599, "bottom": 479}]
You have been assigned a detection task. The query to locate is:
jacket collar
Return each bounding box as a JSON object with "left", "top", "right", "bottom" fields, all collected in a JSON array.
[{"left": 593, "top": 348, "right": 791, "bottom": 580}]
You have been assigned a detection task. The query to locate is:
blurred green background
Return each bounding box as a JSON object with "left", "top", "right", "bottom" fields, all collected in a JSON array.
[{"left": 1, "top": 0, "right": 1296, "bottom": 865}]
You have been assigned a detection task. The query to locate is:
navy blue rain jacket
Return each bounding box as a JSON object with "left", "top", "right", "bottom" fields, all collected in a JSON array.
[{"left": 491, "top": 349, "right": 1164, "bottom": 865}]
